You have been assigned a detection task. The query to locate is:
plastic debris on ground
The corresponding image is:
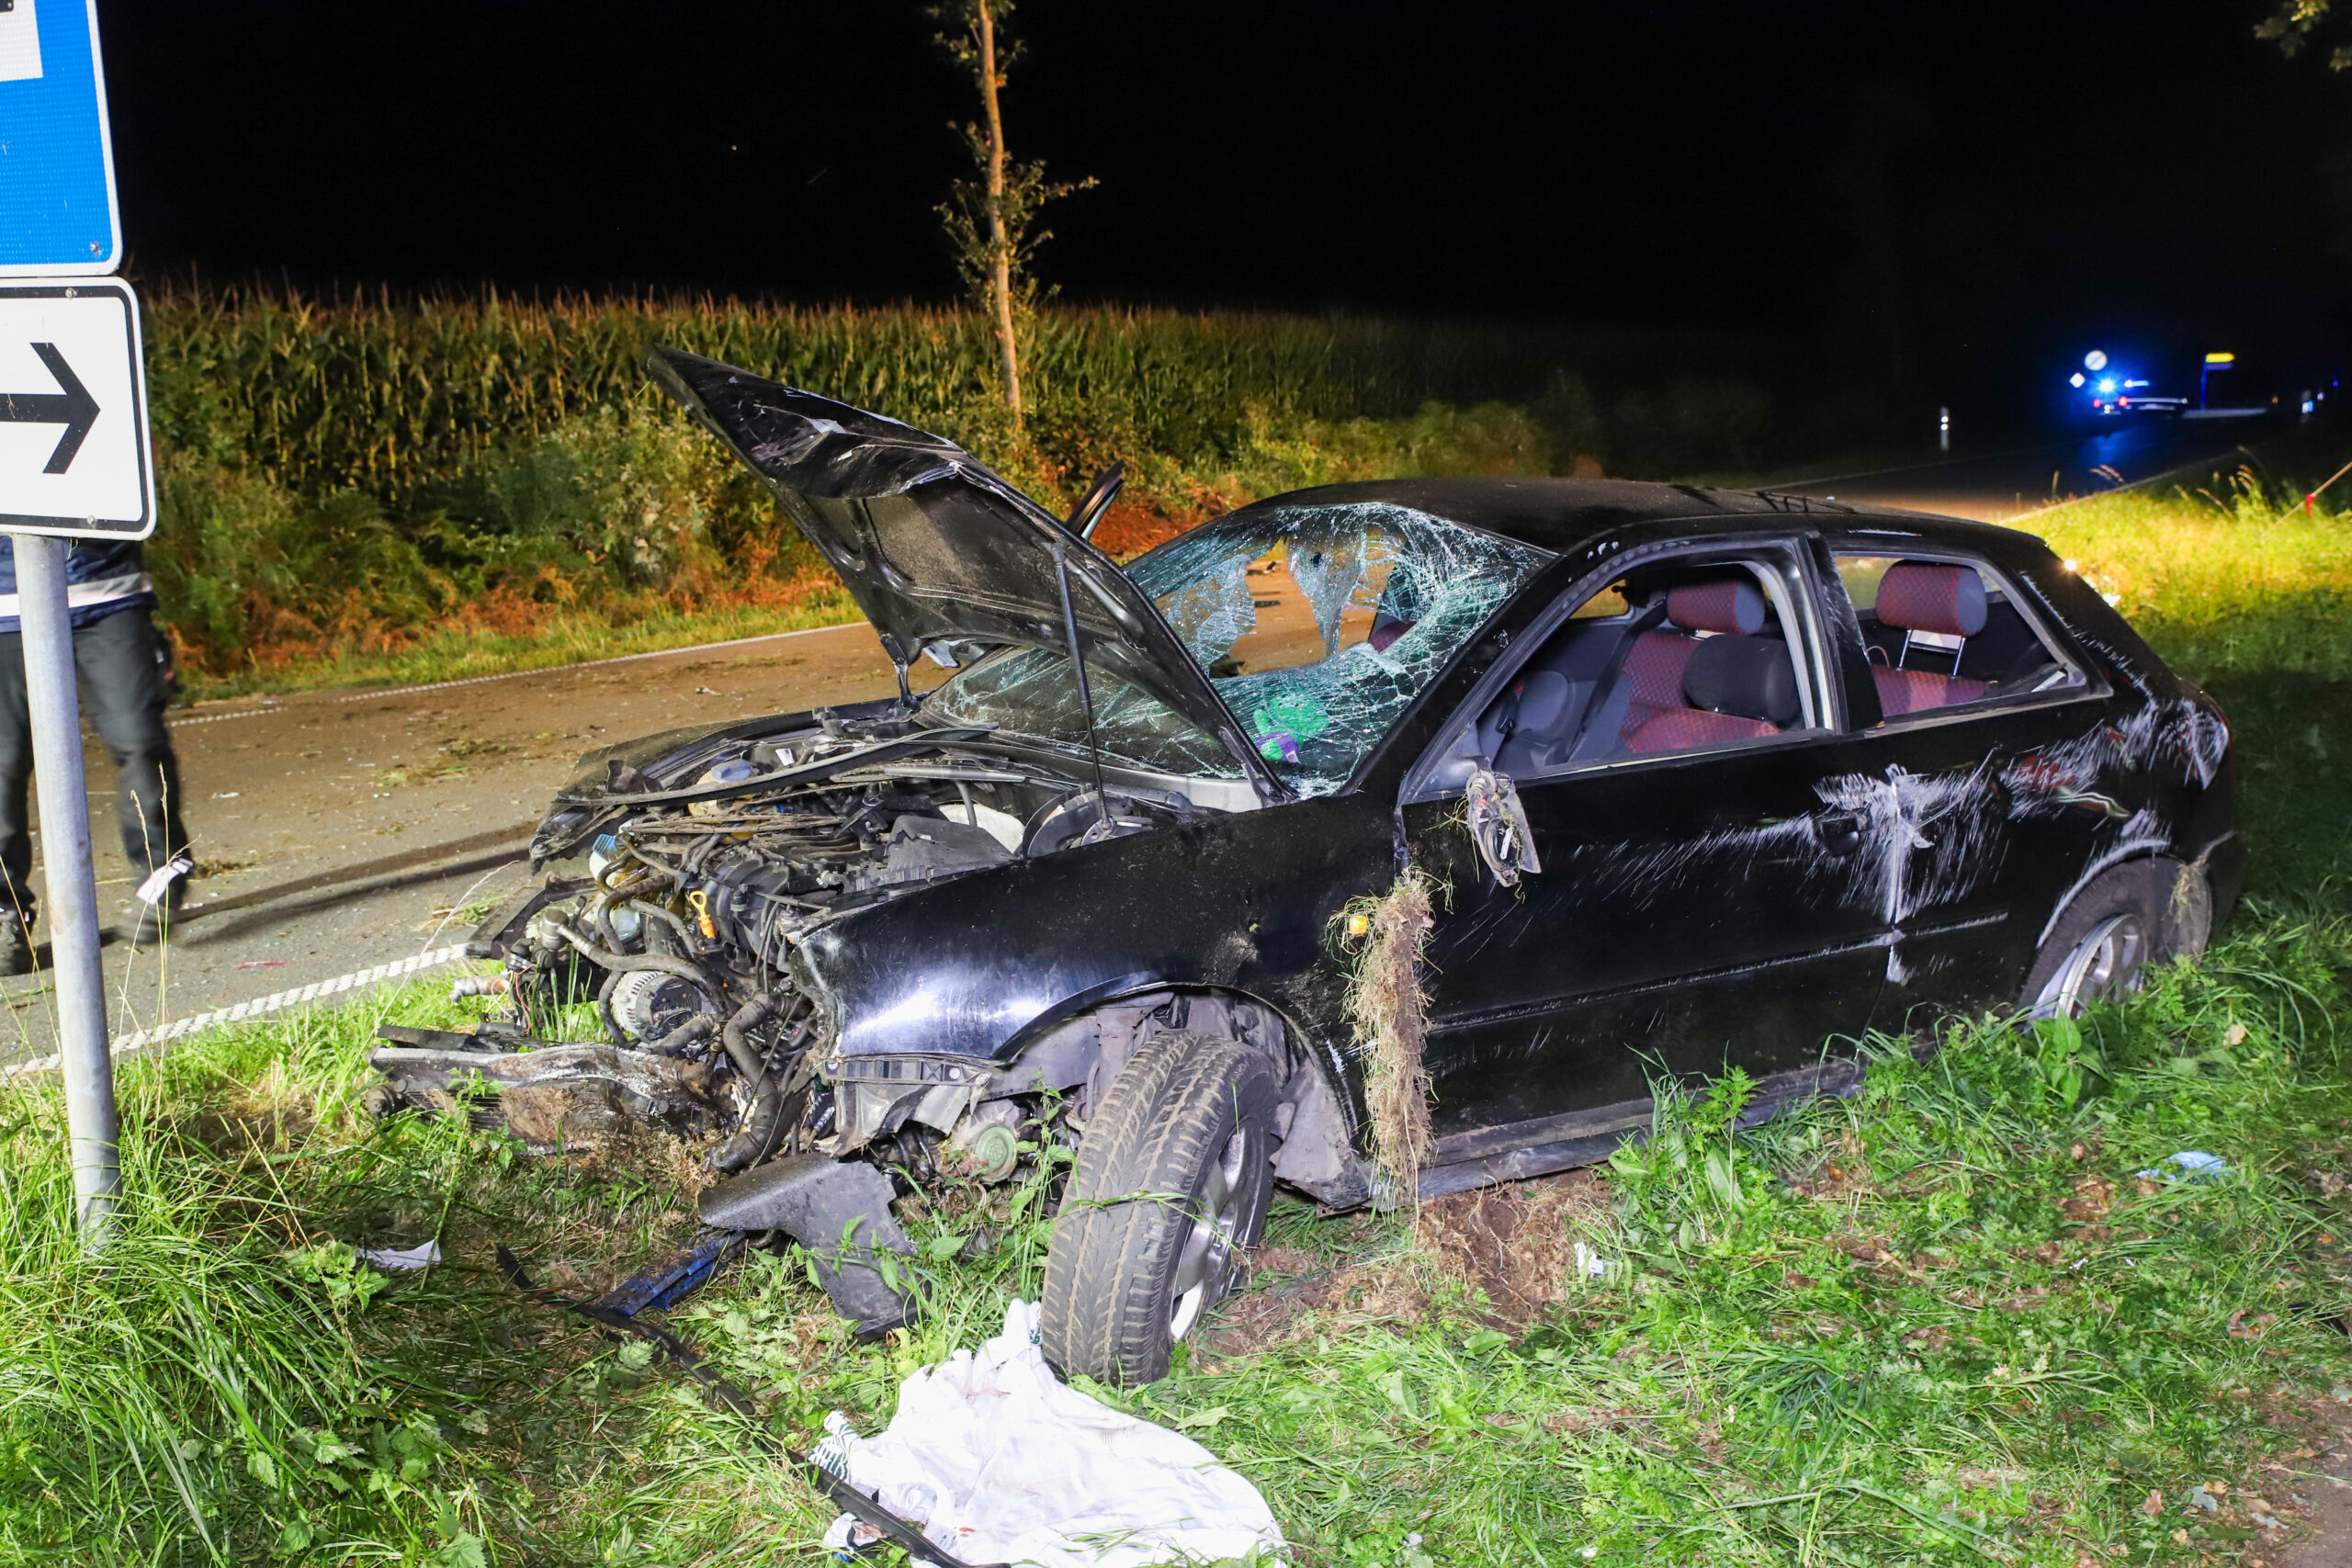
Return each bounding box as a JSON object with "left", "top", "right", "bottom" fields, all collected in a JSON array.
[
  {"left": 355, "top": 1241, "right": 441, "bottom": 1272},
  {"left": 2136, "top": 1150, "right": 2230, "bottom": 1184},
  {"left": 814, "top": 1299, "right": 1283, "bottom": 1568},
  {"left": 591, "top": 1227, "right": 741, "bottom": 1318}
]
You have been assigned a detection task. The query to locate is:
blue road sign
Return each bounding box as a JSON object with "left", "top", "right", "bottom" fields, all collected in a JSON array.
[{"left": 0, "top": 0, "right": 120, "bottom": 276}]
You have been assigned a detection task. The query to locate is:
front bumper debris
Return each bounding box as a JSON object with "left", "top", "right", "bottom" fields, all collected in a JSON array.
[{"left": 698, "top": 1154, "right": 919, "bottom": 1336}]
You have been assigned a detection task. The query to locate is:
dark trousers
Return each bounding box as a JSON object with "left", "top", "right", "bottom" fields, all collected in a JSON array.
[{"left": 0, "top": 607, "right": 188, "bottom": 922}]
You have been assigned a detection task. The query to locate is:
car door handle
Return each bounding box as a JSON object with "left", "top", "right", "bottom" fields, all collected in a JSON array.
[{"left": 1814, "top": 810, "right": 1865, "bottom": 856}]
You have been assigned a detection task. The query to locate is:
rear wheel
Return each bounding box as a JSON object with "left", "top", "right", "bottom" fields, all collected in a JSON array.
[
  {"left": 1040, "top": 1032, "right": 1278, "bottom": 1385},
  {"left": 2024, "top": 859, "right": 2199, "bottom": 1020}
]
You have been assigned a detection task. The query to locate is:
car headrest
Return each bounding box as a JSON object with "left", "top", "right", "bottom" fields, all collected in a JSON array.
[
  {"left": 1683, "top": 634, "right": 1800, "bottom": 728},
  {"left": 1666, "top": 580, "right": 1766, "bottom": 635},
  {"left": 1876, "top": 560, "right": 1986, "bottom": 637}
]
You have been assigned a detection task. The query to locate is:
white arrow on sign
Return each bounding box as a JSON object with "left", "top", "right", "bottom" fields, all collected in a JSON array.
[{"left": 0, "top": 278, "right": 153, "bottom": 539}]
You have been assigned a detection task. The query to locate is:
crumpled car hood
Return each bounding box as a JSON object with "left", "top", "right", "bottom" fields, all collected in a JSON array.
[{"left": 645, "top": 347, "right": 1281, "bottom": 797}]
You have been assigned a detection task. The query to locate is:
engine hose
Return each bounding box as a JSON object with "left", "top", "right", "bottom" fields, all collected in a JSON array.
[
  {"left": 645, "top": 1013, "right": 717, "bottom": 1058},
  {"left": 585, "top": 887, "right": 623, "bottom": 951},
  {"left": 584, "top": 868, "right": 651, "bottom": 950},
  {"left": 554, "top": 921, "right": 712, "bottom": 985},
  {"left": 708, "top": 996, "right": 786, "bottom": 1174},
  {"left": 619, "top": 897, "right": 695, "bottom": 953}
]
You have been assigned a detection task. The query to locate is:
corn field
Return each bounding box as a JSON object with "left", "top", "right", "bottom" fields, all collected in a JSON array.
[{"left": 135, "top": 286, "right": 1787, "bottom": 685}]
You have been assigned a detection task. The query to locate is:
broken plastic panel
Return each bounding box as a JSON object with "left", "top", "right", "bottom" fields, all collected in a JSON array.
[{"left": 1125, "top": 502, "right": 1550, "bottom": 795}]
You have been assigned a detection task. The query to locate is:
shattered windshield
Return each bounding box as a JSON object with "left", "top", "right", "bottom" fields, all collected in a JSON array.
[
  {"left": 924, "top": 649, "right": 1246, "bottom": 780},
  {"left": 926, "top": 502, "right": 1548, "bottom": 795}
]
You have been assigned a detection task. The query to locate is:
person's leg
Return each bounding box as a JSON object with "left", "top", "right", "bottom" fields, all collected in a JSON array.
[
  {"left": 73, "top": 610, "right": 188, "bottom": 904},
  {"left": 0, "top": 632, "right": 37, "bottom": 942}
]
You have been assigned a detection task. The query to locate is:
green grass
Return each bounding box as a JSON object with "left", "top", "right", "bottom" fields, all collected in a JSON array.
[
  {"left": 2034, "top": 451, "right": 2352, "bottom": 901},
  {"left": 6, "top": 915, "right": 2347, "bottom": 1563},
  {"left": 5, "top": 450, "right": 2352, "bottom": 1564}
]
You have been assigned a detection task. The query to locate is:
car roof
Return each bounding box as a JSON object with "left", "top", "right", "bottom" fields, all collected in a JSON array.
[{"left": 1234, "top": 477, "right": 2050, "bottom": 560}]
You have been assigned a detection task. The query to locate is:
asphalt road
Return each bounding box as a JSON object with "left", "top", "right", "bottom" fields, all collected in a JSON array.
[
  {"left": 0, "top": 412, "right": 2278, "bottom": 1066},
  {"left": 0, "top": 623, "right": 947, "bottom": 1065},
  {"left": 1778, "top": 413, "right": 2271, "bottom": 522}
]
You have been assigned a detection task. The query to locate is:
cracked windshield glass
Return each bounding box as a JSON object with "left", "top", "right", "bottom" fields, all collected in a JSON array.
[{"left": 924, "top": 503, "right": 1550, "bottom": 794}]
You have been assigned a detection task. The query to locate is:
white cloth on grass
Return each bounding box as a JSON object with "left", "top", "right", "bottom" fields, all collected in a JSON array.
[
  {"left": 354, "top": 1240, "right": 440, "bottom": 1271},
  {"left": 819, "top": 1298, "right": 1283, "bottom": 1567}
]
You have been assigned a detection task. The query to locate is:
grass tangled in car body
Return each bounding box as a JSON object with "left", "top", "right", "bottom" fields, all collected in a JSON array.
[
  {"left": 3, "top": 465, "right": 2352, "bottom": 1562},
  {"left": 1339, "top": 871, "right": 1440, "bottom": 1213}
]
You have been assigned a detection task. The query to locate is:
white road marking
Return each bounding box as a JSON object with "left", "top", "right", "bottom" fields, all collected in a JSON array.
[
  {"left": 2, "top": 944, "right": 480, "bottom": 1075},
  {"left": 168, "top": 703, "right": 286, "bottom": 728}
]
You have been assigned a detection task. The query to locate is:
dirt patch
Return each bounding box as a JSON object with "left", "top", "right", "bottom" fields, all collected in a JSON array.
[
  {"left": 1087, "top": 500, "right": 1202, "bottom": 557},
  {"left": 1419, "top": 1170, "right": 1612, "bottom": 1325},
  {"left": 1203, "top": 1172, "right": 1616, "bottom": 1359},
  {"left": 1783, "top": 1130, "right": 1878, "bottom": 1201},
  {"left": 1206, "top": 1249, "right": 1344, "bottom": 1359}
]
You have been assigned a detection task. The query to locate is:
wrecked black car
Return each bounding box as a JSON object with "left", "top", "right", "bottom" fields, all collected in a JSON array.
[{"left": 404, "top": 347, "right": 2239, "bottom": 1383}]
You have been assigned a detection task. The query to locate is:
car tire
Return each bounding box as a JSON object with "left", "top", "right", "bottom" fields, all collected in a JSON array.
[
  {"left": 1040, "top": 1032, "right": 1279, "bottom": 1385},
  {"left": 2022, "top": 858, "right": 2199, "bottom": 1020}
]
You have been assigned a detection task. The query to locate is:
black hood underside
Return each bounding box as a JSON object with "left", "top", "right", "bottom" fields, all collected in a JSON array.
[{"left": 645, "top": 347, "right": 1279, "bottom": 797}]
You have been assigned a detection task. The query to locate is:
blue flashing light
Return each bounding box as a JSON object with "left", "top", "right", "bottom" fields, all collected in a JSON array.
[{"left": 2097, "top": 378, "right": 2117, "bottom": 394}]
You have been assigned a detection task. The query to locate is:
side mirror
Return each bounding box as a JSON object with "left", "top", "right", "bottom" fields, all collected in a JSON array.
[{"left": 1465, "top": 766, "right": 1541, "bottom": 886}]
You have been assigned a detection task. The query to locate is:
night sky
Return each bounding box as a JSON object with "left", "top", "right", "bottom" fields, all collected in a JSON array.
[{"left": 95, "top": 0, "right": 2351, "bottom": 421}]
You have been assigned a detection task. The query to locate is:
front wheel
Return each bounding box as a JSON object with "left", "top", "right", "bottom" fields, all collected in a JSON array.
[{"left": 1040, "top": 1032, "right": 1279, "bottom": 1385}]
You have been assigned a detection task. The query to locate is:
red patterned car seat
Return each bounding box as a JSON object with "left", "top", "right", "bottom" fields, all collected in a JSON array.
[
  {"left": 1615, "top": 579, "right": 1769, "bottom": 747},
  {"left": 1870, "top": 559, "right": 1989, "bottom": 716}
]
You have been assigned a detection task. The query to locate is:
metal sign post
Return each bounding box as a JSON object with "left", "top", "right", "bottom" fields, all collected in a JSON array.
[
  {"left": 20, "top": 536, "right": 116, "bottom": 1234},
  {"left": 0, "top": 2, "right": 146, "bottom": 1246},
  {"left": 2201, "top": 352, "right": 2234, "bottom": 412}
]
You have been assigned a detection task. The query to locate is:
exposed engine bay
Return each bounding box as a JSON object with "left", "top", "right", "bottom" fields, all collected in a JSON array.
[
  {"left": 499, "top": 697, "right": 1216, "bottom": 1156},
  {"left": 365, "top": 694, "right": 1261, "bottom": 1331}
]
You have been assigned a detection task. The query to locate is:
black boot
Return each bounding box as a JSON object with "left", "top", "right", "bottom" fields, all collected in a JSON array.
[{"left": 0, "top": 909, "right": 29, "bottom": 976}]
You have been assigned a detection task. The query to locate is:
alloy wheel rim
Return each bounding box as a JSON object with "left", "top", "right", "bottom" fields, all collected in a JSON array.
[
  {"left": 2033, "top": 912, "right": 2146, "bottom": 1020},
  {"left": 1168, "top": 1129, "right": 1249, "bottom": 1341}
]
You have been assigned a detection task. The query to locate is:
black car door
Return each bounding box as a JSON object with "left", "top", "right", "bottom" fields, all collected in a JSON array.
[
  {"left": 1397, "top": 535, "right": 1885, "bottom": 1145},
  {"left": 1819, "top": 542, "right": 2114, "bottom": 1025}
]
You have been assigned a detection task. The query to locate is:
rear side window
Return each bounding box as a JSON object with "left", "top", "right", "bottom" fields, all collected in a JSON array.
[{"left": 1835, "top": 553, "right": 2082, "bottom": 724}]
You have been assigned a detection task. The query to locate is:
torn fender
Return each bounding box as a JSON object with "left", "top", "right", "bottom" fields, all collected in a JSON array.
[{"left": 793, "top": 792, "right": 1394, "bottom": 1071}]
